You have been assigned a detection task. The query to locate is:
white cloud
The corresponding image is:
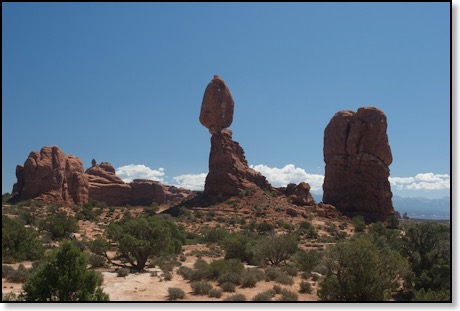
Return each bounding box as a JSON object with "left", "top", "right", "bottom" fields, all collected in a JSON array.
[
  {"left": 116, "top": 164, "right": 165, "bottom": 183},
  {"left": 250, "top": 164, "right": 324, "bottom": 192},
  {"left": 172, "top": 173, "right": 207, "bottom": 191},
  {"left": 389, "top": 173, "right": 450, "bottom": 191}
]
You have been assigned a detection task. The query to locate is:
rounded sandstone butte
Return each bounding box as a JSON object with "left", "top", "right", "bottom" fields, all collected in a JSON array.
[
  {"left": 199, "top": 75, "right": 234, "bottom": 133},
  {"left": 12, "top": 146, "right": 89, "bottom": 205}
]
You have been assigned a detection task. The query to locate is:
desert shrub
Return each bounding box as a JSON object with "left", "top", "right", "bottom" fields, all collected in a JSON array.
[
  {"left": 275, "top": 272, "right": 294, "bottom": 285},
  {"left": 293, "top": 250, "right": 323, "bottom": 273},
  {"left": 21, "top": 241, "right": 109, "bottom": 301},
  {"left": 179, "top": 255, "right": 186, "bottom": 262},
  {"left": 253, "top": 234, "right": 298, "bottom": 266},
  {"left": 286, "top": 208, "right": 298, "bottom": 217},
  {"left": 299, "top": 221, "right": 313, "bottom": 230},
  {"left": 223, "top": 294, "right": 246, "bottom": 301},
  {"left": 167, "top": 287, "right": 185, "bottom": 301},
  {"left": 299, "top": 281, "right": 312, "bottom": 294},
  {"left": 318, "top": 236, "right": 411, "bottom": 301},
  {"left": 117, "top": 268, "right": 130, "bottom": 277},
  {"left": 248, "top": 269, "right": 266, "bottom": 281},
  {"left": 279, "top": 289, "right": 298, "bottom": 301},
  {"left": 256, "top": 222, "right": 274, "bottom": 234},
  {"left": 252, "top": 290, "right": 274, "bottom": 301},
  {"left": 272, "top": 285, "right": 282, "bottom": 295},
  {"left": 106, "top": 216, "right": 184, "bottom": 271},
  {"left": 2, "top": 265, "right": 15, "bottom": 278},
  {"left": 265, "top": 267, "right": 281, "bottom": 281},
  {"left": 220, "top": 282, "right": 236, "bottom": 292},
  {"left": 38, "top": 211, "right": 79, "bottom": 241},
  {"left": 177, "top": 266, "right": 194, "bottom": 280},
  {"left": 163, "top": 271, "right": 172, "bottom": 281},
  {"left": 241, "top": 272, "right": 258, "bottom": 288},
  {"left": 312, "top": 264, "right": 328, "bottom": 275},
  {"left": 191, "top": 281, "right": 212, "bottom": 295},
  {"left": 207, "top": 259, "right": 244, "bottom": 280},
  {"left": 352, "top": 216, "right": 366, "bottom": 232},
  {"left": 282, "top": 264, "right": 298, "bottom": 277},
  {"left": 223, "top": 232, "right": 255, "bottom": 263},
  {"left": 6, "top": 264, "right": 31, "bottom": 283},
  {"left": 2, "top": 216, "right": 44, "bottom": 263},
  {"left": 88, "top": 254, "right": 106, "bottom": 268},
  {"left": 311, "top": 273, "right": 321, "bottom": 281},
  {"left": 202, "top": 227, "right": 230, "bottom": 244},
  {"left": 208, "top": 288, "right": 223, "bottom": 298},
  {"left": 217, "top": 272, "right": 241, "bottom": 286},
  {"left": 2, "top": 292, "right": 21, "bottom": 301}
]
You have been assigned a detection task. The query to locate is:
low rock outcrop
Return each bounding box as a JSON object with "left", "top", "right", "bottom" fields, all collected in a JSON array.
[
  {"left": 322, "top": 107, "right": 394, "bottom": 221},
  {"left": 200, "top": 75, "right": 271, "bottom": 196},
  {"left": 278, "top": 182, "right": 315, "bottom": 206}
]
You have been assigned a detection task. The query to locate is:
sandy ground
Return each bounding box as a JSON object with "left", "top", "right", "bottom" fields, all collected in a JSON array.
[{"left": 2, "top": 246, "right": 318, "bottom": 301}]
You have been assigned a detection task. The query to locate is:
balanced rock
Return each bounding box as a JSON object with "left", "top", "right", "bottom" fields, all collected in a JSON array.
[
  {"left": 199, "top": 75, "right": 271, "bottom": 196},
  {"left": 322, "top": 107, "right": 394, "bottom": 221},
  {"left": 199, "top": 75, "right": 234, "bottom": 134},
  {"left": 12, "top": 146, "right": 89, "bottom": 204}
]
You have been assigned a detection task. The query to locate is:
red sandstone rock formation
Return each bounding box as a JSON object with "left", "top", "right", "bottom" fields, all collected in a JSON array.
[
  {"left": 200, "top": 75, "right": 271, "bottom": 196},
  {"left": 199, "top": 75, "right": 234, "bottom": 134},
  {"left": 12, "top": 149, "right": 192, "bottom": 206},
  {"left": 205, "top": 130, "right": 271, "bottom": 196},
  {"left": 322, "top": 107, "right": 394, "bottom": 221},
  {"left": 278, "top": 182, "right": 315, "bottom": 206},
  {"left": 12, "top": 146, "right": 89, "bottom": 204}
]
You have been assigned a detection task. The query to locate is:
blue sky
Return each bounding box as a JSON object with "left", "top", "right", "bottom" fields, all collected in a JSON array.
[{"left": 2, "top": 2, "right": 451, "bottom": 199}]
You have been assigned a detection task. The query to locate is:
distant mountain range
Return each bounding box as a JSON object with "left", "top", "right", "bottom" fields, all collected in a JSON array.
[{"left": 311, "top": 193, "right": 450, "bottom": 220}]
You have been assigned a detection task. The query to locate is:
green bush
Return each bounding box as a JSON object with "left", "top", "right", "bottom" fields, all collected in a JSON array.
[
  {"left": 352, "top": 216, "right": 366, "bottom": 232},
  {"left": 293, "top": 250, "right": 323, "bottom": 273},
  {"left": 2, "top": 216, "right": 44, "bottom": 263},
  {"left": 88, "top": 254, "right": 106, "bottom": 268},
  {"left": 299, "top": 281, "right": 312, "bottom": 294},
  {"left": 177, "top": 266, "right": 194, "bottom": 280},
  {"left": 2, "top": 264, "right": 15, "bottom": 278},
  {"left": 279, "top": 289, "right": 298, "bottom": 301},
  {"left": 106, "top": 216, "right": 184, "bottom": 271},
  {"left": 21, "top": 241, "right": 109, "bottom": 301},
  {"left": 265, "top": 267, "right": 281, "bottom": 281},
  {"left": 256, "top": 223, "right": 274, "bottom": 234},
  {"left": 38, "top": 211, "right": 79, "bottom": 241},
  {"left": 275, "top": 272, "right": 294, "bottom": 285},
  {"left": 5, "top": 264, "right": 31, "bottom": 283},
  {"left": 223, "top": 294, "right": 246, "bottom": 301},
  {"left": 207, "top": 259, "right": 244, "bottom": 280},
  {"left": 272, "top": 285, "right": 282, "bottom": 295},
  {"left": 252, "top": 290, "right": 274, "bottom": 301},
  {"left": 117, "top": 268, "right": 130, "bottom": 277},
  {"left": 208, "top": 288, "right": 223, "bottom": 298},
  {"left": 163, "top": 271, "right": 172, "bottom": 281},
  {"left": 217, "top": 272, "right": 241, "bottom": 286},
  {"left": 220, "top": 282, "right": 236, "bottom": 292},
  {"left": 282, "top": 264, "right": 298, "bottom": 277},
  {"left": 191, "top": 281, "right": 213, "bottom": 295},
  {"left": 167, "top": 287, "right": 186, "bottom": 301},
  {"left": 202, "top": 227, "right": 230, "bottom": 244},
  {"left": 241, "top": 271, "right": 259, "bottom": 288},
  {"left": 253, "top": 234, "right": 298, "bottom": 266}
]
